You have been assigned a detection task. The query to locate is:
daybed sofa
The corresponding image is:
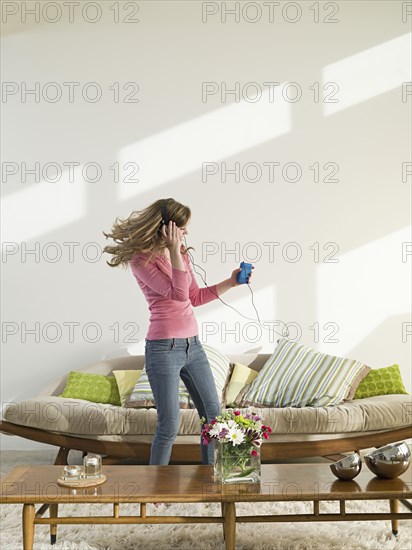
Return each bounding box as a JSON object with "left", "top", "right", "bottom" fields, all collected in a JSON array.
[{"left": 1, "top": 352, "right": 411, "bottom": 466}]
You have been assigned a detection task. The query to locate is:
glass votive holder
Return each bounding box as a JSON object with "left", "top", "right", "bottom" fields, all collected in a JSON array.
[
  {"left": 83, "top": 453, "right": 102, "bottom": 478},
  {"left": 62, "top": 465, "right": 81, "bottom": 480}
]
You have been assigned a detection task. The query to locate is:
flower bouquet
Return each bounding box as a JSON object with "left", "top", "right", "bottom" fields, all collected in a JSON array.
[{"left": 200, "top": 408, "right": 272, "bottom": 484}]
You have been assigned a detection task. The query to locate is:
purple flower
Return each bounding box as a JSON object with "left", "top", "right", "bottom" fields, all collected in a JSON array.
[{"left": 219, "top": 428, "right": 229, "bottom": 438}]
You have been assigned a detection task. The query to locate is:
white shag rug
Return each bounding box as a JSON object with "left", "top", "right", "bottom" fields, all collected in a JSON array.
[{"left": 1, "top": 499, "right": 411, "bottom": 550}]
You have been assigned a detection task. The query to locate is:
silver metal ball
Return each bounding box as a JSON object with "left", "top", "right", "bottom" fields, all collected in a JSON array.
[
  {"left": 364, "top": 441, "right": 411, "bottom": 479},
  {"left": 330, "top": 452, "right": 362, "bottom": 480}
]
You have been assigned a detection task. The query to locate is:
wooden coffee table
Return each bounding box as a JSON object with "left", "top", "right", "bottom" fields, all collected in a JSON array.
[{"left": 1, "top": 464, "right": 411, "bottom": 549}]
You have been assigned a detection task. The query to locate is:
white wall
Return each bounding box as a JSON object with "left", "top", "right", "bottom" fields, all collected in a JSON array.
[{"left": 1, "top": 1, "right": 411, "bottom": 450}]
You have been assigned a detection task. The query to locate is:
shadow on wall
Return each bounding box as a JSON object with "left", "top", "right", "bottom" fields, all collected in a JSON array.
[{"left": 348, "top": 314, "right": 412, "bottom": 394}]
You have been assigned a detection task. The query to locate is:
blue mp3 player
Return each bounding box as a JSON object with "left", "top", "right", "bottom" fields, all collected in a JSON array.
[{"left": 237, "top": 262, "right": 253, "bottom": 284}]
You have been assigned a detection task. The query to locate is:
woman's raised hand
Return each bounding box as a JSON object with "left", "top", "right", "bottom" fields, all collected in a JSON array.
[
  {"left": 162, "top": 221, "right": 183, "bottom": 251},
  {"left": 230, "top": 266, "right": 255, "bottom": 287}
]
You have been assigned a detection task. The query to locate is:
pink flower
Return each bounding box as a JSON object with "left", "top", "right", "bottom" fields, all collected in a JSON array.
[
  {"left": 210, "top": 419, "right": 217, "bottom": 425},
  {"left": 234, "top": 410, "right": 241, "bottom": 416},
  {"left": 251, "top": 449, "right": 258, "bottom": 456},
  {"left": 263, "top": 433, "right": 269, "bottom": 440}
]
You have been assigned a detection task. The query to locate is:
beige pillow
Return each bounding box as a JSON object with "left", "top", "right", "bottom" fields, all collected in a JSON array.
[
  {"left": 113, "top": 370, "right": 143, "bottom": 407},
  {"left": 224, "top": 362, "right": 259, "bottom": 406}
]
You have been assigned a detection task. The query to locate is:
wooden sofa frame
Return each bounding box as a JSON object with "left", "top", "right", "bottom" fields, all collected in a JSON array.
[{"left": 1, "top": 421, "right": 410, "bottom": 466}]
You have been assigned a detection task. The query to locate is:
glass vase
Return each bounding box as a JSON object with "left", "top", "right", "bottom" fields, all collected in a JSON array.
[{"left": 214, "top": 441, "right": 261, "bottom": 484}]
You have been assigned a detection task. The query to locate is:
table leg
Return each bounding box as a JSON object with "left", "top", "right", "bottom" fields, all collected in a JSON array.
[
  {"left": 390, "top": 499, "right": 399, "bottom": 536},
  {"left": 221, "top": 502, "right": 226, "bottom": 541},
  {"left": 49, "top": 503, "right": 58, "bottom": 545},
  {"left": 223, "top": 502, "right": 236, "bottom": 550},
  {"left": 22, "top": 504, "right": 35, "bottom": 550}
]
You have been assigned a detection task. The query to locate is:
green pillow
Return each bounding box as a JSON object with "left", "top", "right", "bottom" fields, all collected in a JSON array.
[
  {"left": 113, "top": 369, "right": 143, "bottom": 407},
  {"left": 60, "top": 371, "right": 121, "bottom": 406},
  {"left": 354, "top": 364, "right": 409, "bottom": 399}
]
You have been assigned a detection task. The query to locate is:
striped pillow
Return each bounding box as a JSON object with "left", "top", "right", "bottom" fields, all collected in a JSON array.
[
  {"left": 124, "top": 368, "right": 195, "bottom": 409},
  {"left": 202, "top": 344, "right": 232, "bottom": 402},
  {"left": 234, "top": 339, "right": 371, "bottom": 408}
]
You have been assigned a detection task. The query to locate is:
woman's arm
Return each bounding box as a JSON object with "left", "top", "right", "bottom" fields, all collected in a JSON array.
[
  {"left": 185, "top": 256, "right": 254, "bottom": 306},
  {"left": 215, "top": 266, "right": 254, "bottom": 296},
  {"left": 185, "top": 254, "right": 220, "bottom": 307},
  {"left": 215, "top": 277, "right": 235, "bottom": 297}
]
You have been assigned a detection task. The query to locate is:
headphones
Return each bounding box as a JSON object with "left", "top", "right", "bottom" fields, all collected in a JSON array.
[
  {"left": 158, "top": 197, "right": 173, "bottom": 235},
  {"left": 159, "top": 198, "right": 290, "bottom": 340}
]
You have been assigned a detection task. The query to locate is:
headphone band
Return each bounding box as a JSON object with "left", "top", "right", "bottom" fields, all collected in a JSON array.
[{"left": 161, "top": 197, "right": 173, "bottom": 227}]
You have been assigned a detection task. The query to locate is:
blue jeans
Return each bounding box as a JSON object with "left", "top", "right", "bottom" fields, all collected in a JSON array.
[{"left": 144, "top": 336, "right": 222, "bottom": 465}]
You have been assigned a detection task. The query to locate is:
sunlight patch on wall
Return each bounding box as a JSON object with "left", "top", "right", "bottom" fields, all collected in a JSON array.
[
  {"left": 1, "top": 168, "right": 86, "bottom": 244},
  {"left": 316, "top": 225, "right": 411, "bottom": 355},
  {"left": 118, "top": 84, "right": 292, "bottom": 201},
  {"left": 323, "top": 33, "right": 411, "bottom": 115},
  {"left": 196, "top": 284, "right": 280, "bottom": 354}
]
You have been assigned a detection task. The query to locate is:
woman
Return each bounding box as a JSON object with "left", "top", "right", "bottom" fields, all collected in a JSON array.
[{"left": 103, "top": 197, "right": 253, "bottom": 468}]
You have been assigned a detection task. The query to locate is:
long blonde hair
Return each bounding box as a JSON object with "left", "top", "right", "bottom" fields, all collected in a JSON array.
[{"left": 102, "top": 198, "right": 194, "bottom": 269}]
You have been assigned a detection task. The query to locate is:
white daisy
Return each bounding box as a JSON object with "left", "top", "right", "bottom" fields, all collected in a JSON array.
[
  {"left": 227, "top": 427, "right": 245, "bottom": 445},
  {"left": 209, "top": 422, "right": 225, "bottom": 438}
]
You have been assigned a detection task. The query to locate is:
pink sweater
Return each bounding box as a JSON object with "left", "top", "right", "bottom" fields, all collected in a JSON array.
[{"left": 130, "top": 251, "right": 219, "bottom": 340}]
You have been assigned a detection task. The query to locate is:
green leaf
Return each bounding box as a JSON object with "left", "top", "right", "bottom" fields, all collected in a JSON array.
[{"left": 236, "top": 467, "right": 256, "bottom": 478}]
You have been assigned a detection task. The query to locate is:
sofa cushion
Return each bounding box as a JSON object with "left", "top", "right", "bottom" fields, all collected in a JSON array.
[
  {"left": 354, "top": 364, "right": 409, "bottom": 399},
  {"left": 113, "top": 370, "right": 143, "bottom": 406},
  {"left": 235, "top": 339, "right": 371, "bottom": 408},
  {"left": 224, "top": 362, "right": 259, "bottom": 407},
  {"left": 3, "top": 394, "right": 411, "bottom": 436},
  {"left": 59, "top": 372, "right": 121, "bottom": 406}
]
